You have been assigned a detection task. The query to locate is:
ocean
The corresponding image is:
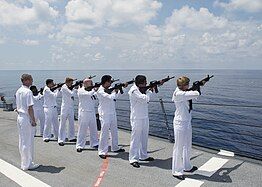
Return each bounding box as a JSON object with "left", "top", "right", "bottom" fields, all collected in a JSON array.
[{"left": 0, "top": 69, "right": 261, "bottom": 160}]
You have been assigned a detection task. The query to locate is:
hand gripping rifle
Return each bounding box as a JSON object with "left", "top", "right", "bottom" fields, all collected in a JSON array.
[
  {"left": 140, "top": 76, "right": 175, "bottom": 94},
  {"left": 105, "top": 79, "right": 135, "bottom": 94},
  {"left": 84, "top": 78, "right": 120, "bottom": 91},
  {"left": 187, "top": 75, "right": 214, "bottom": 112},
  {"left": 50, "top": 79, "right": 77, "bottom": 92},
  {"left": 69, "top": 75, "right": 96, "bottom": 90},
  {"left": 188, "top": 75, "right": 214, "bottom": 94}
]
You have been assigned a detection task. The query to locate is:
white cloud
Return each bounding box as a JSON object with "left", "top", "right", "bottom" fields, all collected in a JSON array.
[
  {"left": 214, "top": 0, "right": 262, "bottom": 13},
  {"left": 65, "top": 0, "right": 162, "bottom": 28},
  {"left": 165, "top": 6, "right": 227, "bottom": 35},
  {"left": 0, "top": 0, "right": 58, "bottom": 26},
  {"left": 93, "top": 52, "right": 104, "bottom": 61},
  {"left": 22, "top": 39, "right": 40, "bottom": 45},
  {"left": 144, "top": 24, "right": 162, "bottom": 42}
]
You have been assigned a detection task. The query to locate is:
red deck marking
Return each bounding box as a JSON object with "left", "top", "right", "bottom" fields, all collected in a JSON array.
[{"left": 93, "top": 157, "right": 109, "bottom": 187}]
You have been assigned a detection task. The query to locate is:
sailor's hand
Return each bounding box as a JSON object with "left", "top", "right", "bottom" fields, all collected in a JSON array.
[
  {"left": 31, "top": 121, "right": 37, "bottom": 127},
  {"left": 94, "top": 87, "right": 98, "bottom": 91},
  {"left": 149, "top": 86, "right": 154, "bottom": 92},
  {"left": 123, "top": 83, "right": 128, "bottom": 88}
]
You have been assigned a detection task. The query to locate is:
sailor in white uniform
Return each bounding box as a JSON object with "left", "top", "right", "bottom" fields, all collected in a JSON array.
[
  {"left": 58, "top": 77, "right": 77, "bottom": 146},
  {"left": 43, "top": 79, "right": 60, "bottom": 142},
  {"left": 30, "top": 85, "right": 45, "bottom": 136},
  {"left": 128, "top": 75, "right": 154, "bottom": 168},
  {"left": 15, "top": 74, "right": 39, "bottom": 170},
  {"left": 96, "top": 75, "right": 125, "bottom": 159},
  {"left": 76, "top": 78, "right": 99, "bottom": 152},
  {"left": 172, "top": 76, "right": 199, "bottom": 180}
]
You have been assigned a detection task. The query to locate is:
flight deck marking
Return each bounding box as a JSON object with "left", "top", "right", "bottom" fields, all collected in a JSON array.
[
  {"left": 175, "top": 157, "right": 229, "bottom": 186},
  {"left": 0, "top": 158, "right": 50, "bottom": 187},
  {"left": 93, "top": 156, "right": 109, "bottom": 187}
]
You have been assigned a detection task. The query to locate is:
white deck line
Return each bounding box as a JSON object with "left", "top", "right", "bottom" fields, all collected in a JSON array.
[
  {"left": 218, "top": 149, "right": 235, "bottom": 157},
  {"left": 175, "top": 178, "right": 204, "bottom": 187},
  {"left": 0, "top": 159, "right": 50, "bottom": 187},
  {"left": 194, "top": 157, "right": 229, "bottom": 177},
  {"left": 175, "top": 156, "right": 229, "bottom": 186}
]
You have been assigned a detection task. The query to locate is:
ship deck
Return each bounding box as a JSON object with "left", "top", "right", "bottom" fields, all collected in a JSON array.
[{"left": 0, "top": 109, "right": 261, "bottom": 187}]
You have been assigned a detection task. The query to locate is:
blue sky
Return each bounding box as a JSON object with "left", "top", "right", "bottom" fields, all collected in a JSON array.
[{"left": 0, "top": 0, "right": 261, "bottom": 70}]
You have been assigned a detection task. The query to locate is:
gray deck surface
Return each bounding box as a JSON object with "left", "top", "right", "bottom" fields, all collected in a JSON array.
[{"left": 0, "top": 109, "right": 261, "bottom": 187}]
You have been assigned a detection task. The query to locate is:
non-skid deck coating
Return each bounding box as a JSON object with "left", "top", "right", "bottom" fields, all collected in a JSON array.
[{"left": 0, "top": 109, "right": 261, "bottom": 187}]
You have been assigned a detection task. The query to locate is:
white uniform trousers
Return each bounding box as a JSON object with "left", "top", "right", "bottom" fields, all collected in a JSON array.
[
  {"left": 58, "top": 107, "right": 75, "bottom": 143},
  {"left": 43, "top": 107, "right": 59, "bottom": 140},
  {"left": 34, "top": 109, "right": 45, "bottom": 135},
  {"left": 17, "top": 114, "right": 35, "bottom": 170},
  {"left": 98, "top": 114, "right": 119, "bottom": 155},
  {"left": 172, "top": 120, "right": 193, "bottom": 176},
  {"left": 76, "top": 111, "right": 99, "bottom": 149},
  {"left": 129, "top": 118, "right": 149, "bottom": 163}
]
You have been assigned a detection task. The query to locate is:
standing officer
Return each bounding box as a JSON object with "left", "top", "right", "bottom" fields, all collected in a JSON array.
[
  {"left": 172, "top": 76, "right": 199, "bottom": 180},
  {"left": 30, "top": 85, "right": 45, "bottom": 136},
  {"left": 76, "top": 78, "right": 99, "bottom": 152},
  {"left": 16, "top": 74, "right": 39, "bottom": 170},
  {"left": 43, "top": 79, "right": 60, "bottom": 142},
  {"left": 128, "top": 75, "right": 154, "bottom": 168},
  {"left": 58, "top": 77, "right": 77, "bottom": 146},
  {"left": 96, "top": 75, "right": 125, "bottom": 159}
]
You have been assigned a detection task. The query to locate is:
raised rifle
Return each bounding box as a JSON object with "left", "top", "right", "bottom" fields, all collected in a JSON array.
[
  {"left": 105, "top": 79, "right": 135, "bottom": 94},
  {"left": 50, "top": 79, "right": 77, "bottom": 92},
  {"left": 69, "top": 75, "right": 96, "bottom": 90},
  {"left": 84, "top": 78, "right": 120, "bottom": 91},
  {"left": 188, "top": 75, "right": 214, "bottom": 112},
  {"left": 188, "top": 75, "right": 214, "bottom": 94},
  {"left": 140, "top": 76, "right": 175, "bottom": 94}
]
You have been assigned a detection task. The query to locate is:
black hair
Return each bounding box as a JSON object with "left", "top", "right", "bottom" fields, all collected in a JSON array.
[
  {"left": 46, "top": 79, "right": 53, "bottom": 85},
  {"left": 135, "top": 75, "right": 146, "bottom": 86},
  {"left": 101, "top": 75, "right": 112, "bottom": 85}
]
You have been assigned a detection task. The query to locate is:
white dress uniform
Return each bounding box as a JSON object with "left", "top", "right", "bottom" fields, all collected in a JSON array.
[
  {"left": 43, "top": 86, "right": 60, "bottom": 141},
  {"left": 58, "top": 84, "right": 76, "bottom": 143},
  {"left": 128, "top": 84, "right": 152, "bottom": 163},
  {"left": 172, "top": 87, "right": 200, "bottom": 176},
  {"left": 32, "top": 93, "right": 45, "bottom": 135},
  {"left": 96, "top": 85, "right": 120, "bottom": 155},
  {"left": 15, "top": 85, "right": 36, "bottom": 170},
  {"left": 76, "top": 87, "right": 99, "bottom": 149}
]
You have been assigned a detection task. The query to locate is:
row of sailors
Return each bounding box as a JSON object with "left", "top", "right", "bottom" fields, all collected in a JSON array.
[{"left": 16, "top": 74, "right": 200, "bottom": 180}]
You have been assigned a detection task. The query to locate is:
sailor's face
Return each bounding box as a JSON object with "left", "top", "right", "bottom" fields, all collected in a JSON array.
[{"left": 67, "top": 81, "right": 73, "bottom": 87}]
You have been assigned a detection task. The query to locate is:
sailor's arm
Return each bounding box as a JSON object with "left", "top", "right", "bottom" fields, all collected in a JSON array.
[{"left": 172, "top": 90, "right": 200, "bottom": 102}]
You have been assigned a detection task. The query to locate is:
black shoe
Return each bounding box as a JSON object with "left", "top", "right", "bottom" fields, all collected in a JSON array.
[
  {"left": 44, "top": 139, "right": 50, "bottom": 142},
  {"left": 113, "top": 148, "right": 125, "bottom": 153},
  {"left": 140, "top": 157, "right": 154, "bottom": 161},
  {"left": 173, "top": 175, "right": 185, "bottom": 180},
  {"left": 99, "top": 155, "right": 107, "bottom": 159},
  {"left": 58, "top": 142, "right": 64, "bottom": 146},
  {"left": 92, "top": 145, "right": 99, "bottom": 149},
  {"left": 130, "top": 162, "right": 140, "bottom": 168},
  {"left": 69, "top": 138, "right": 77, "bottom": 142},
  {"left": 184, "top": 166, "right": 198, "bottom": 173},
  {"left": 77, "top": 148, "right": 83, "bottom": 152}
]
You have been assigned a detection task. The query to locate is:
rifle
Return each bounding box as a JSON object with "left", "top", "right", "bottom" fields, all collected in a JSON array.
[
  {"left": 69, "top": 75, "right": 96, "bottom": 90},
  {"left": 140, "top": 76, "right": 175, "bottom": 94},
  {"left": 188, "top": 75, "right": 214, "bottom": 112},
  {"left": 50, "top": 79, "right": 77, "bottom": 92},
  {"left": 105, "top": 79, "right": 135, "bottom": 94},
  {"left": 84, "top": 78, "right": 120, "bottom": 91},
  {"left": 188, "top": 75, "right": 214, "bottom": 94}
]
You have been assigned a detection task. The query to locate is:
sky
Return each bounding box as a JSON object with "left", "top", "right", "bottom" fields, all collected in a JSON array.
[{"left": 0, "top": 0, "right": 261, "bottom": 70}]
